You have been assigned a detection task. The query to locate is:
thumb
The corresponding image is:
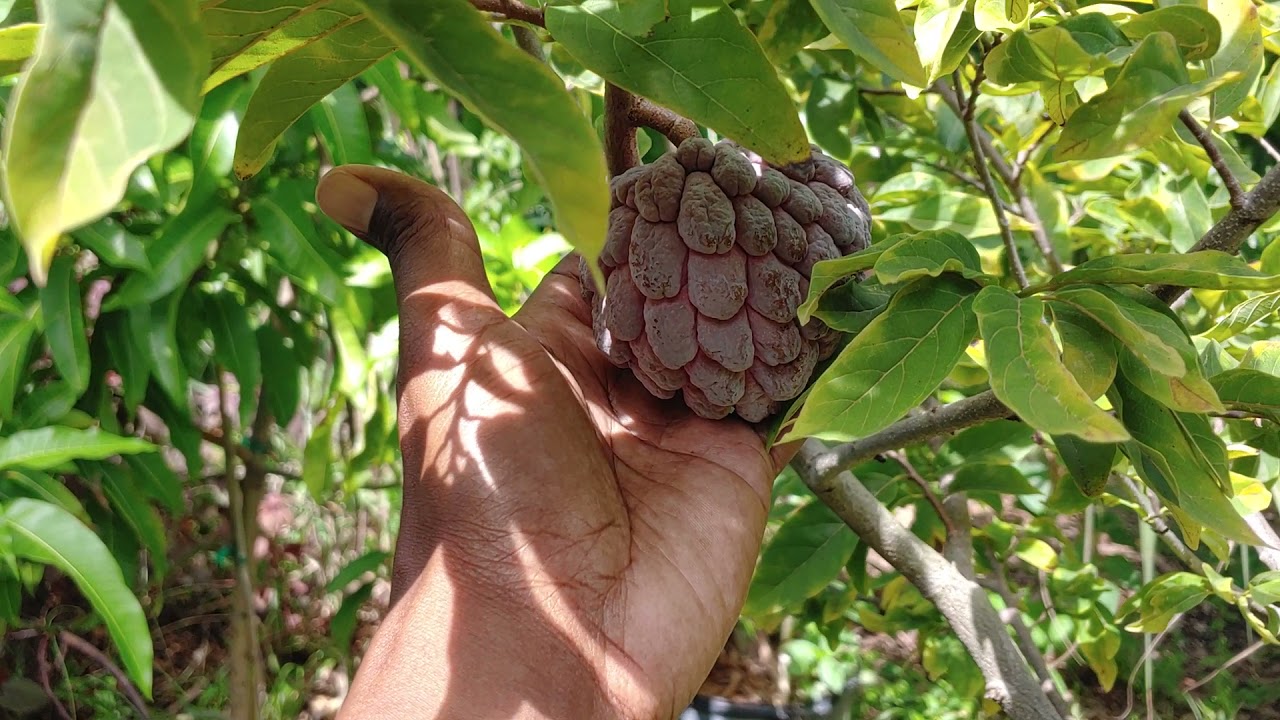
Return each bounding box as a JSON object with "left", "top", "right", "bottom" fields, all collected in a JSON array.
[{"left": 315, "top": 164, "right": 499, "bottom": 314}]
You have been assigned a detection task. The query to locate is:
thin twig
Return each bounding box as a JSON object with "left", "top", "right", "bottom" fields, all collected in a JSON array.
[
  {"left": 629, "top": 97, "right": 699, "bottom": 148},
  {"left": 469, "top": 0, "right": 544, "bottom": 26},
  {"left": 1182, "top": 640, "right": 1266, "bottom": 693},
  {"left": 1179, "top": 109, "right": 1245, "bottom": 208},
  {"left": 1258, "top": 137, "right": 1280, "bottom": 163},
  {"left": 954, "top": 73, "right": 1029, "bottom": 288},
  {"left": 58, "top": 631, "right": 150, "bottom": 718},
  {"left": 37, "top": 634, "right": 74, "bottom": 720},
  {"left": 886, "top": 450, "right": 956, "bottom": 539},
  {"left": 1012, "top": 123, "right": 1053, "bottom": 187}
]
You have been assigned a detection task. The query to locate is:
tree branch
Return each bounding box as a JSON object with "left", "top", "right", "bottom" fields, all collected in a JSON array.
[
  {"left": 1179, "top": 110, "right": 1245, "bottom": 208},
  {"left": 887, "top": 449, "right": 956, "bottom": 539},
  {"left": 59, "top": 631, "right": 150, "bottom": 718},
  {"left": 1152, "top": 161, "right": 1280, "bottom": 302},
  {"left": 469, "top": 0, "right": 544, "bottom": 26},
  {"left": 629, "top": 97, "right": 699, "bottom": 148},
  {"left": 792, "top": 441, "right": 1065, "bottom": 720}
]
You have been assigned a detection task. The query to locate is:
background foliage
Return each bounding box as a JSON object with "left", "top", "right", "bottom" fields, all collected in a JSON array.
[{"left": 1, "top": 0, "right": 1280, "bottom": 718}]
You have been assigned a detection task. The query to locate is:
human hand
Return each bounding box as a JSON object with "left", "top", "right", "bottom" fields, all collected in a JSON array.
[{"left": 315, "top": 165, "right": 796, "bottom": 719}]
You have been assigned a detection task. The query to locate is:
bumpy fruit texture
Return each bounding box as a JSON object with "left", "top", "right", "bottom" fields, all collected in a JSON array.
[{"left": 581, "top": 138, "right": 872, "bottom": 421}]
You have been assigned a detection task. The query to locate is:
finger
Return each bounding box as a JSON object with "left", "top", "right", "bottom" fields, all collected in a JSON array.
[
  {"left": 515, "top": 252, "right": 593, "bottom": 329},
  {"left": 315, "top": 164, "right": 500, "bottom": 315}
]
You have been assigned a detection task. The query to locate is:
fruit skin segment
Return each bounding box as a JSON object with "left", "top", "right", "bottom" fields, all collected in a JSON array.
[{"left": 581, "top": 137, "right": 873, "bottom": 421}]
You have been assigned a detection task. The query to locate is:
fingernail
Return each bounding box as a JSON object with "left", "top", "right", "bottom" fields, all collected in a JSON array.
[{"left": 316, "top": 169, "right": 378, "bottom": 235}]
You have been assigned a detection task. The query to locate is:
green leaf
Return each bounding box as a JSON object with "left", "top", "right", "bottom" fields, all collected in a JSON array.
[
  {"left": 1, "top": 0, "right": 208, "bottom": 286},
  {"left": 807, "top": 0, "right": 928, "bottom": 87},
  {"left": 985, "top": 22, "right": 1123, "bottom": 86},
  {"left": 1052, "top": 434, "right": 1116, "bottom": 497},
  {"left": 1116, "top": 6, "right": 1221, "bottom": 62},
  {"left": 974, "top": 285, "right": 1130, "bottom": 443},
  {"left": 1115, "top": 339, "right": 1223, "bottom": 415},
  {"left": 97, "top": 462, "right": 168, "bottom": 576},
  {"left": 330, "top": 580, "right": 373, "bottom": 651},
  {"left": 308, "top": 82, "right": 373, "bottom": 168},
  {"left": 973, "top": 0, "right": 1027, "bottom": 33},
  {"left": 744, "top": 500, "right": 859, "bottom": 616},
  {"left": 1115, "top": 571, "right": 1210, "bottom": 633},
  {"left": 1210, "top": 368, "right": 1280, "bottom": 423},
  {"left": 125, "top": 453, "right": 183, "bottom": 514},
  {"left": 914, "top": 0, "right": 967, "bottom": 83},
  {"left": 233, "top": 18, "right": 394, "bottom": 177},
  {"left": 38, "top": 254, "right": 89, "bottom": 395},
  {"left": 1242, "top": 341, "right": 1280, "bottom": 375},
  {"left": 139, "top": 293, "right": 189, "bottom": 412},
  {"left": 1054, "top": 33, "right": 1240, "bottom": 161},
  {"left": 872, "top": 229, "right": 988, "bottom": 285},
  {"left": 253, "top": 180, "right": 347, "bottom": 303},
  {"left": 799, "top": 234, "right": 909, "bottom": 323},
  {"left": 73, "top": 222, "right": 150, "bottom": 272},
  {"left": 756, "top": 0, "right": 827, "bottom": 63},
  {"left": 1036, "top": 250, "right": 1280, "bottom": 293},
  {"left": 303, "top": 401, "right": 342, "bottom": 499},
  {"left": 1047, "top": 286, "right": 1184, "bottom": 377},
  {"left": 1015, "top": 537, "right": 1057, "bottom": 571},
  {"left": 257, "top": 327, "right": 301, "bottom": 423},
  {"left": 104, "top": 208, "right": 237, "bottom": 311},
  {"left": 783, "top": 274, "right": 980, "bottom": 443},
  {"left": 200, "top": 0, "right": 361, "bottom": 92},
  {"left": 546, "top": 0, "right": 807, "bottom": 165},
  {"left": 363, "top": 0, "right": 611, "bottom": 273},
  {"left": 877, "top": 190, "right": 1012, "bottom": 237},
  {"left": 0, "top": 21, "right": 36, "bottom": 75},
  {"left": 1207, "top": 0, "right": 1264, "bottom": 119},
  {"left": 0, "top": 468, "right": 88, "bottom": 522},
  {"left": 207, "top": 291, "right": 262, "bottom": 428},
  {"left": 2, "top": 498, "right": 153, "bottom": 695},
  {"left": 186, "top": 79, "right": 245, "bottom": 212},
  {"left": 1111, "top": 376, "right": 1259, "bottom": 545},
  {"left": 0, "top": 427, "right": 155, "bottom": 472},
  {"left": 811, "top": 278, "right": 891, "bottom": 334},
  {"left": 325, "top": 549, "right": 390, "bottom": 594},
  {"left": 1203, "top": 290, "right": 1280, "bottom": 341},
  {"left": 1048, "top": 305, "right": 1117, "bottom": 400},
  {"left": 806, "top": 75, "right": 858, "bottom": 161},
  {"left": 949, "top": 462, "right": 1038, "bottom": 495},
  {"left": 0, "top": 312, "right": 35, "bottom": 420}
]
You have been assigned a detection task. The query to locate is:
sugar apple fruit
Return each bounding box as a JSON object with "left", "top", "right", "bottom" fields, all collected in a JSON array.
[{"left": 580, "top": 137, "right": 872, "bottom": 422}]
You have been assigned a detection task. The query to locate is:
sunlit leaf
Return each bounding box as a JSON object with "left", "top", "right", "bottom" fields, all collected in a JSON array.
[
  {"left": 872, "top": 229, "right": 989, "bottom": 285},
  {"left": 200, "top": 0, "right": 362, "bottom": 92},
  {"left": 0, "top": 427, "right": 155, "bottom": 472},
  {"left": 1037, "top": 250, "right": 1280, "bottom": 292},
  {"left": 0, "top": 20, "right": 36, "bottom": 75},
  {"left": 1210, "top": 368, "right": 1280, "bottom": 423},
  {"left": 1207, "top": 0, "right": 1264, "bottom": 118},
  {"left": 1, "top": 0, "right": 207, "bottom": 285},
  {"left": 1116, "top": 6, "right": 1221, "bottom": 62},
  {"left": 784, "top": 274, "right": 979, "bottom": 442},
  {"left": 1, "top": 498, "right": 153, "bottom": 697},
  {"left": 308, "top": 82, "right": 374, "bottom": 167},
  {"left": 913, "top": 0, "right": 966, "bottom": 83},
  {"left": 365, "top": 0, "right": 610, "bottom": 272},
  {"left": 1203, "top": 290, "right": 1280, "bottom": 341},
  {"left": 975, "top": 286, "right": 1129, "bottom": 443}
]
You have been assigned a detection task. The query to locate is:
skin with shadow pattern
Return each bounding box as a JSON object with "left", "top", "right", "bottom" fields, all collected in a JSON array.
[{"left": 315, "top": 165, "right": 797, "bottom": 720}]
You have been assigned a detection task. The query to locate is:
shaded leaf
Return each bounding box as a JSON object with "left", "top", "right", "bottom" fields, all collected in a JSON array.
[
  {"left": 308, "top": 81, "right": 373, "bottom": 167},
  {"left": 1111, "top": 376, "right": 1259, "bottom": 545},
  {"left": 97, "top": 462, "right": 168, "bottom": 576},
  {"left": 325, "top": 550, "right": 389, "bottom": 594},
  {"left": 1048, "top": 286, "right": 1184, "bottom": 377},
  {"left": 365, "top": 0, "right": 611, "bottom": 272},
  {"left": 233, "top": 18, "right": 394, "bottom": 177},
  {"left": 207, "top": 291, "right": 262, "bottom": 428},
  {"left": 1048, "top": 305, "right": 1117, "bottom": 400},
  {"left": 949, "top": 462, "right": 1038, "bottom": 495},
  {"left": 0, "top": 468, "right": 88, "bottom": 522},
  {"left": 125, "top": 453, "right": 183, "bottom": 515},
  {"left": 104, "top": 208, "right": 238, "bottom": 311},
  {"left": 1115, "top": 571, "right": 1210, "bottom": 633},
  {"left": 1052, "top": 434, "right": 1115, "bottom": 497},
  {"left": 745, "top": 500, "right": 859, "bottom": 616},
  {"left": 547, "top": 0, "right": 807, "bottom": 164},
  {"left": 1, "top": 0, "right": 207, "bottom": 285},
  {"left": 755, "top": 0, "right": 827, "bottom": 63},
  {"left": 811, "top": 278, "right": 891, "bottom": 334},
  {"left": 73, "top": 222, "right": 150, "bottom": 272},
  {"left": 253, "top": 180, "right": 347, "bottom": 304},
  {"left": 1116, "top": 6, "right": 1221, "bottom": 62},
  {"left": 974, "top": 286, "right": 1129, "bottom": 443},
  {"left": 808, "top": 0, "right": 928, "bottom": 87},
  {"left": 257, "top": 327, "right": 302, "bottom": 424},
  {"left": 0, "top": 312, "right": 35, "bottom": 420},
  {"left": 872, "top": 229, "right": 989, "bottom": 285},
  {"left": 806, "top": 75, "right": 858, "bottom": 161},
  {"left": 784, "top": 275, "right": 980, "bottom": 442},
  {"left": 799, "top": 234, "right": 910, "bottom": 323},
  {"left": 1037, "top": 250, "right": 1280, "bottom": 292},
  {"left": 2, "top": 498, "right": 153, "bottom": 696},
  {"left": 303, "top": 401, "right": 343, "bottom": 499},
  {"left": 1054, "top": 33, "right": 1239, "bottom": 161},
  {"left": 38, "top": 255, "right": 89, "bottom": 395},
  {"left": 1210, "top": 368, "right": 1280, "bottom": 423},
  {"left": 200, "top": 0, "right": 361, "bottom": 92}
]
